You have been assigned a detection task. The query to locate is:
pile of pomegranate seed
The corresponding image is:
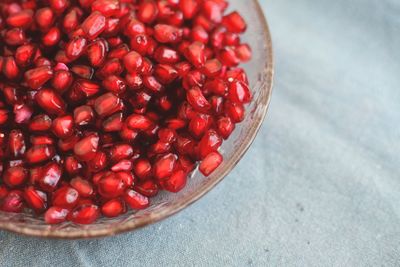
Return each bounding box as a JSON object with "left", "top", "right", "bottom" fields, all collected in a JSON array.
[{"left": 0, "top": 0, "right": 252, "bottom": 225}]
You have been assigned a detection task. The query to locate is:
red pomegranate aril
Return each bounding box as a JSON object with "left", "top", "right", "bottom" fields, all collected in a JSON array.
[
  {"left": 228, "top": 80, "right": 252, "bottom": 104},
  {"left": 30, "top": 135, "right": 54, "bottom": 146},
  {"left": 183, "top": 70, "right": 205, "bottom": 90},
  {"left": 102, "top": 112, "right": 123, "bottom": 132},
  {"left": 88, "top": 151, "right": 108, "bottom": 172},
  {"left": 199, "top": 151, "right": 223, "bottom": 176},
  {"left": 97, "top": 58, "right": 122, "bottom": 78},
  {"left": 28, "top": 114, "right": 52, "bottom": 132},
  {"left": 52, "top": 186, "right": 79, "bottom": 209},
  {"left": 5, "top": 28, "right": 26, "bottom": 46},
  {"left": 153, "top": 153, "right": 177, "bottom": 180},
  {"left": 154, "top": 24, "right": 183, "bottom": 44},
  {"left": 154, "top": 46, "right": 180, "bottom": 64},
  {"left": 42, "top": 27, "right": 61, "bottom": 46},
  {"left": 3, "top": 166, "right": 28, "bottom": 188},
  {"left": 58, "top": 134, "right": 80, "bottom": 152},
  {"left": 219, "top": 46, "right": 240, "bottom": 67},
  {"left": 81, "top": 11, "right": 106, "bottom": 40},
  {"left": 37, "top": 162, "right": 62, "bottom": 192},
  {"left": 24, "top": 186, "right": 47, "bottom": 212},
  {"left": 63, "top": 9, "right": 79, "bottom": 33},
  {"left": 73, "top": 134, "right": 99, "bottom": 161},
  {"left": 126, "top": 114, "right": 153, "bottom": 131},
  {"left": 224, "top": 100, "right": 245, "bottom": 123},
  {"left": 52, "top": 70, "right": 73, "bottom": 93},
  {"left": 15, "top": 43, "right": 36, "bottom": 67},
  {"left": 13, "top": 103, "right": 33, "bottom": 124},
  {"left": 6, "top": 9, "right": 33, "bottom": 28},
  {"left": 189, "top": 113, "right": 211, "bottom": 138},
  {"left": 109, "top": 144, "right": 134, "bottom": 163},
  {"left": 102, "top": 75, "right": 126, "bottom": 94},
  {"left": 73, "top": 79, "right": 99, "bottom": 97},
  {"left": 64, "top": 156, "right": 83, "bottom": 176},
  {"left": 187, "top": 86, "right": 211, "bottom": 112},
  {"left": 94, "top": 93, "right": 123, "bottom": 117},
  {"left": 49, "top": 0, "right": 69, "bottom": 14},
  {"left": 160, "top": 169, "right": 187, "bottom": 193},
  {"left": 3, "top": 57, "right": 20, "bottom": 80},
  {"left": 184, "top": 41, "right": 206, "bottom": 67},
  {"left": 180, "top": 0, "right": 199, "bottom": 19},
  {"left": 235, "top": 43, "right": 252, "bottom": 62},
  {"left": 24, "top": 66, "right": 53, "bottom": 90},
  {"left": 74, "top": 105, "right": 94, "bottom": 126},
  {"left": 35, "top": 8, "right": 55, "bottom": 30},
  {"left": 68, "top": 204, "right": 100, "bottom": 224},
  {"left": 70, "top": 177, "right": 94, "bottom": 198},
  {"left": 123, "top": 51, "right": 143, "bottom": 73},
  {"left": 203, "top": 58, "right": 222, "bottom": 77},
  {"left": 91, "top": 0, "right": 120, "bottom": 17},
  {"left": 101, "top": 198, "right": 126, "bottom": 217},
  {"left": 36, "top": 88, "right": 66, "bottom": 115},
  {"left": 217, "top": 116, "right": 235, "bottom": 139},
  {"left": 111, "top": 159, "right": 133, "bottom": 172},
  {"left": 120, "top": 124, "right": 138, "bottom": 142},
  {"left": 52, "top": 115, "right": 74, "bottom": 139},
  {"left": 7, "top": 130, "right": 26, "bottom": 158},
  {"left": 2, "top": 190, "right": 24, "bottom": 213},
  {"left": 87, "top": 38, "right": 107, "bottom": 67},
  {"left": 138, "top": 1, "right": 158, "bottom": 24},
  {"left": 133, "top": 158, "right": 152, "bottom": 180},
  {"left": 223, "top": 11, "right": 246, "bottom": 33},
  {"left": 133, "top": 180, "right": 158, "bottom": 197},
  {"left": 65, "top": 36, "right": 87, "bottom": 60},
  {"left": 44, "top": 206, "right": 69, "bottom": 224},
  {"left": 198, "top": 129, "right": 222, "bottom": 159},
  {"left": 25, "top": 145, "right": 55, "bottom": 164},
  {"left": 124, "top": 189, "right": 149, "bottom": 210},
  {"left": 98, "top": 172, "right": 126, "bottom": 199}
]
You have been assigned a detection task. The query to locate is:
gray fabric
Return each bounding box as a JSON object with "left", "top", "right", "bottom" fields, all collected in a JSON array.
[{"left": 1, "top": 0, "right": 400, "bottom": 266}]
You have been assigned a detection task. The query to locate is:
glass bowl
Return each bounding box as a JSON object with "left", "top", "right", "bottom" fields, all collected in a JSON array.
[{"left": 0, "top": 0, "right": 274, "bottom": 239}]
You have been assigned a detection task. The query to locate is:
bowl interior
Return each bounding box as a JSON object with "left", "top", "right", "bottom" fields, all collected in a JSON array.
[{"left": 0, "top": 0, "right": 273, "bottom": 238}]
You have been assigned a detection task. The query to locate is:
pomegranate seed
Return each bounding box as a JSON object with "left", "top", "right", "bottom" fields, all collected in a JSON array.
[
  {"left": 6, "top": 9, "right": 33, "bottom": 28},
  {"left": 13, "top": 103, "right": 33, "bottom": 124},
  {"left": 68, "top": 204, "right": 100, "bottom": 224},
  {"left": 65, "top": 36, "right": 87, "bottom": 60},
  {"left": 70, "top": 177, "right": 94, "bottom": 198},
  {"left": 223, "top": 11, "right": 247, "bottom": 33},
  {"left": 49, "top": 0, "right": 69, "bottom": 14},
  {"left": 154, "top": 46, "right": 180, "bottom": 64},
  {"left": 180, "top": 0, "right": 199, "bottom": 19},
  {"left": 24, "top": 186, "right": 47, "bottom": 212},
  {"left": 63, "top": 9, "right": 79, "bottom": 33},
  {"left": 81, "top": 11, "right": 106, "bottom": 40},
  {"left": 94, "top": 93, "right": 123, "bottom": 117},
  {"left": 133, "top": 180, "right": 158, "bottom": 197},
  {"left": 97, "top": 172, "right": 126, "bottom": 198},
  {"left": 138, "top": 1, "right": 158, "bottom": 24},
  {"left": 102, "top": 75, "right": 126, "bottom": 94},
  {"left": 3, "top": 166, "right": 28, "bottom": 188},
  {"left": 35, "top": 8, "right": 55, "bottom": 30},
  {"left": 217, "top": 116, "right": 235, "bottom": 139},
  {"left": 73, "top": 79, "right": 100, "bottom": 97},
  {"left": 109, "top": 144, "right": 133, "bottom": 162},
  {"left": 123, "top": 51, "right": 143, "bottom": 73},
  {"left": 52, "top": 70, "right": 73, "bottom": 93},
  {"left": 224, "top": 100, "right": 245, "bottom": 123},
  {"left": 44, "top": 206, "right": 69, "bottom": 224},
  {"left": 184, "top": 41, "right": 206, "bottom": 67},
  {"left": 42, "top": 27, "right": 61, "bottom": 46},
  {"left": 126, "top": 114, "right": 153, "bottom": 131},
  {"left": 187, "top": 86, "right": 211, "bottom": 112},
  {"left": 101, "top": 198, "right": 126, "bottom": 217},
  {"left": 73, "top": 134, "right": 99, "bottom": 161},
  {"left": 92, "top": 0, "right": 120, "bottom": 17},
  {"left": 154, "top": 24, "right": 183, "bottom": 44},
  {"left": 35, "top": 88, "right": 66, "bottom": 115},
  {"left": 97, "top": 58, "right": 122, "bottom": 78},
  {"left": 123, "top": 189, "right": 149, "bottom": 210},
  {"left": 25, "top": 145, "right": 55, "bottom": 164},
  {"left": 64, "top": 156, "right": 83, "bottom": 176},
  {"left": 160, "top": 169, "right": 187, "bottom": 193},
  {"left": 235, "top": 43, "right": 252, "bottom": 62},
  {"left": 87, "top": 39, "right": 107, "bottom": 67},
  {"left": 52, "top": 186, "right": 79, "bottom": 209},
  {"left": 15, "top": 43, "right": 36, "bottom": 67},
  {"left": 199, "top": 151, "right": 223, "bottom": 176},
  {"left": 102, "top": 112, "right": 123, "bottom": 132},
  {"left": 37, "top": 162, "right": 62, "bottom": 192},
  {"left": 3, "top": 57, "right": 20, "bottom": 80},
  {"left": 29, "top": 114, "right": 52, "bottom": 132},
  {"left": 5, "top": 28, "right": 26, "bottom": 46},
  {"left": 7, "top": 130, "right": 26, "bottom": 158},
  {"left": 2, "top": 190, "right": 24, "bottom": 213},
  {"left": 228, "top": 80, "right": 252, "bottom": 103},
  {"left": 74, "top": 105, "right": 94, "bottom": 126},
  {"left": 153, "top": 153, "right": 177, "bottom": 180},
  {"left": 88, "top": 151, "right": 108, "bottom": 172},
  {"left": 24, "top": 66, "right": 54, "bottom": 90}
]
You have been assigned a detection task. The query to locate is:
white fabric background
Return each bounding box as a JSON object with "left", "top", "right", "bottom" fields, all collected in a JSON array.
[{"left": 1, "top": 0, "right": 400, "bottom": 266}]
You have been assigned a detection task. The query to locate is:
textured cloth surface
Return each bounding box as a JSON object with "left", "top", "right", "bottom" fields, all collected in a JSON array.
[{"left": 1, "top": 0, "right": 400, "bottom": 266}]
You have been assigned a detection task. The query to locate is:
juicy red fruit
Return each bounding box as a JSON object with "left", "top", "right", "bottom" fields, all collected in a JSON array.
[{"left": 0, "top": 0, "right": 252, "bottom": 225}]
